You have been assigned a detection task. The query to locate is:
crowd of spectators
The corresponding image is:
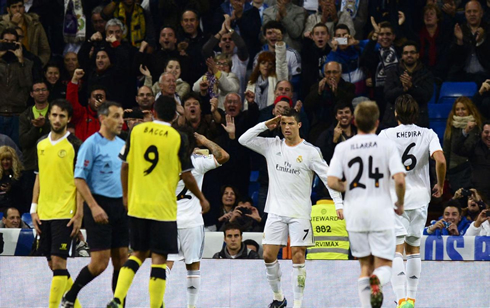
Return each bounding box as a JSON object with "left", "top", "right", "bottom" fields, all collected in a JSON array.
[{"left": 0, "top": 0, "right": 489, "bottom": 234}]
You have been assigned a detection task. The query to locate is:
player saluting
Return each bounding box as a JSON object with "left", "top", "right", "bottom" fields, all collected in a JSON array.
[
  {"left": 239, "top": 109, "right": 343, "bottom": 308},
  {"left": 379, "top": 94, "right": 446, "bottom": 308},
  {"left": 327, "top": 101, "right": 406, "bottom": 308}
]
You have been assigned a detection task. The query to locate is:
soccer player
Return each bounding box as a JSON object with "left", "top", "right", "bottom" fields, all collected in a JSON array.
[
  {"left": 30, "top": 99, "right": 83, "bottom": 308},
  {"left": 379, "top": 94, "right": 446, "bottom": 308},
  {"left": 327, "top": 101, "right": 406, "bottom": 308},
  {"left": 239, "top": 109, "right": 343, "bottom": 308},
  {"left": 167, "top": 131, "right": 229, "bottom": 308},
  {"left": 62, "top": 102, "right": 129, "bottom": 308},
  {"left": 107, "top": 96, "right": 210, "bottom": 308}
]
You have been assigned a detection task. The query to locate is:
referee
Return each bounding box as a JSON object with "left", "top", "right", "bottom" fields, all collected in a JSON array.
[
  {"left": 107, "top": 96, "right": 210, "bottom": 308},
  {"left": 30, "top": 99, "right": 83, "bottom": 308},
  {"left": 62, "top": 102, "right": 129, "bottom": 307}
]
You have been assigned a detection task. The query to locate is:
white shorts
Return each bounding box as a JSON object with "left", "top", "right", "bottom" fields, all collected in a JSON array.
[
  {"left": 167, "top": 225, "right": 204, "bottom": 264},
  {"left": 263, "top": 213, "right": 314, "bottom": 247},
  {"left": 394, "top": 207, "right": 427, "bottom": 247},
  {"left": 349, "top": 229, "right": 395, "bottom": 260}
]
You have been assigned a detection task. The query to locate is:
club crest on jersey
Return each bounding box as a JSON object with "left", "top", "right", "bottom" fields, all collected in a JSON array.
[
  {"left": 58, "top": 150, "right": 67, "bottom": 158},
  {"left": 296, "top": 156, "right": 303, "bottom": 163}
]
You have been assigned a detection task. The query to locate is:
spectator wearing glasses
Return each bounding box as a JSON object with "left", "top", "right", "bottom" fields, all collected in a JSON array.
[{"left": 383, "top": 41, "right": 434, "bottom": 128}]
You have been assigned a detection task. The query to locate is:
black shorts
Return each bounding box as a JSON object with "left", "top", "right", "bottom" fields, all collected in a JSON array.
[
  {"left": 83, "top": 194, "right": 129, "bottom": 251},
  {"left": 129, "top": 217, "right": 177, "bottom": 255},
  {"left": 38, "top": 219, "right": 76, "bottom": 259}
]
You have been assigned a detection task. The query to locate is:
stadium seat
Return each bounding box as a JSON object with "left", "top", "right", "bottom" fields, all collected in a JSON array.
[
  {"left": 438, "top": 82, "right": 477, "bottom": 105},
  {"left": 15, "top": 229, "right": 35, "bottom": 256},
  {"left": 0, "top": 212, "right": 2, "bottom": 219},
  {"left": 22, "top": 213, "right": 33, "bottom": 228},
  {"left": 429, "top": 103, "right": 453, "bottom": 145},
  {"left": 428, "top": 83, "right": 438, "bottom": 105},
  {"left": 249, "top": 170, "right": 259, "bottom": 182}
]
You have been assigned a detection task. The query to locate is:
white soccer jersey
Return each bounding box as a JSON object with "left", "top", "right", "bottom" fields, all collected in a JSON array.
[
  {"left": 327, "top": 134, "right": 406, "bottom": 232},
  {"left": 239, "top": 122, "right": 343, "bottom": 220},
  {"left": 379, "top": 124, "right": 442, "bottom": 210},
  {"left": 175, "top": 154, "right": 219, "bottom": 229}
]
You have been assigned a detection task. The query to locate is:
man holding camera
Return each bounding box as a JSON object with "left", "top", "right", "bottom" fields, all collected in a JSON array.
[
  {"left": 66, "top": 68, "right": 107, "bottom": 141},
  {"left": 424, "top": 200, "right": 471, "bottom": 236},
  {"left": 0, "top": 28, "right": 33, "bottom": 146}
]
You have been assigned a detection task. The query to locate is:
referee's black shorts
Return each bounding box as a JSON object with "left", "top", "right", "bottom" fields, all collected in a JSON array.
[
  {"left": 39, "top": 219, "right": 76, "bottom": 260},
  {"left": 83, "top": 194, "right": 129, "bottom": 251},
  {"left": 129, "top": 216, "right": 177, "bottom": 255}
]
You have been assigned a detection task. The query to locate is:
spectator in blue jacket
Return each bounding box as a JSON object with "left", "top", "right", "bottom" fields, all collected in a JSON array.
[{"left": 424, "top": 200, "right": 471, "bottom": 236}]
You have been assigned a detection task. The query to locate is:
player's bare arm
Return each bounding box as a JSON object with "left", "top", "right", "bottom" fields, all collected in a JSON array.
[
  {"left": 68, "top": 191, "right": 84, "bottom": 237},
  {"left": 431, "top": 150, "right": 446, "bottom": 198},
  {"left": 194, "top": 132, "right": 230, "bottom": 164},
  {"left": 393, "top": 172, "right": 406, "bottom": 215},
  {"left": 30, "top": 173, "right": 42, "bottom": 234},
  {"left": 120, "top": 162, "right": 129, "bottom": 210}
]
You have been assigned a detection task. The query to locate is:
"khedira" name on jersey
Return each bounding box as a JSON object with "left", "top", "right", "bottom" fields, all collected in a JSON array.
[{"left": 396, "top": 131, "right": 421, "bottom": 138}]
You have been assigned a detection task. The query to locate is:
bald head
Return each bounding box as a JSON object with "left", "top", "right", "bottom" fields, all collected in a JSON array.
[{"left": 465, "top": 0, "right": 483, "bottom": 27}]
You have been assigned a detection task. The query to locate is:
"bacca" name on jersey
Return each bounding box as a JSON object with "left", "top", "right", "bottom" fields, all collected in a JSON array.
[
  {"left": 396, "top": 131, "right": 421, "bottom": 138},
  {"left": 143, "top": 127, "right": 169, "bottom": 137},
  {"left": 350, "top": 141, "right": 377, "bottom": 150}
]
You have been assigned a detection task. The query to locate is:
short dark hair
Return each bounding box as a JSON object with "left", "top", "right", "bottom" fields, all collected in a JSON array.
[
  {"left": 262, "top": 20, "right": 285, "bottom": 36},
  {"left": 312, "top": 23, "right": 329, "bottom": 35},
  {"left": 402, "top": 40, "right": 419, "bottom": 53},
  {"left": 50, "top": 99, "right": 74, "bottom": 118},
  {"left": 154, "top": 96, "right": 177, "bottom": 122},
  {"left": 334, "top": 23, "right": 350, "bottom": 35},
  {"left": 275, "top": 80, "right": 293, "bottom": 92},
  {"left": 334, "top": 100, "right": 354, "bottom": 115},
  {"left": 282, "top": 109, "right": 301, "bottom": 123},
  {"left": 181, "top": 91, "right": 201, "bottom": 107},
  {"left": 395, "top": 94, "right": 419, "bottom": 125},
  {"left": 181, "top": 9, "right": 199, "bottom": 20},
  {"left": 223, "top": 222, "right": 243, "bottom": 236},
  {"left": 1, "top": 27, "right": 18, "bottom": 41},
  {"left": 3, "top": 207, "right": 19, "bottom": 218},
  {"left": 445, "top": 199, "right": 462, "bottom": 215},
  {"left": 159, "top": 25, "right": 176, "bottom": 35},
  {"left": 378, "top": 21, "right": 395, "bottom": 33},
  {"left": 7, "top": 0, "right": 23, "bottom": 8},
  {"left": 89, "top": 84, "right": 108, "bottom": 98},
  {"left": 243, "top": 239, "right": 260, "bottom": 252},
  {"left": 164, "top": 57, "right": 181, "bottom": 70},
  {"left": 98, "top": 101, "right": 122, "bottom": 117},
  {"left": 31, "top": 80, "right": 48, "bottom": 92}
]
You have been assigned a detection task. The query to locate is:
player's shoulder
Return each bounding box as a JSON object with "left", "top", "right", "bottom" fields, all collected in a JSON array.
[
  {"left": 37, "top": 133, "right": 49, "bottom": 146},
  {"left": 67, "top": 132, "right": 82, "bottom": 147},
  {"left": 302, "top": 140, "right": 322, "bottom": 155}
]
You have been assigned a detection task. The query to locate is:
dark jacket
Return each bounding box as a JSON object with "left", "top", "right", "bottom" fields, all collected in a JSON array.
[
  {"left": 453, "top": 128, "right": 490, "bottom": 199},
  {"left": 317, "top": 123, "right": 358, "bottom": 164},
  {"left": 304, "top": 79, "right": 356, "bottom": 143},
  {"left": 383, "top": 62, "right": 434, "bottom": 128},
  {"left": 177, "top": 29, "right": 209, "bottom": 85},
  {"left": 213, "top": 242, "right": 260, "bottom": 259},
  {"left": 19, "top": 106, "right": 51, "bottom": 170},
  {"left": 448, "top": 21, "right": 490, "bottom": 76},
  {"left": 0, "top": 55, "right": 33, "bottom": 114},
  {"left": 133, "top": 48, "right": 190, "bottom": 84},
  {"left": 301, "top": 39, "right": 332, "bottom": 99}
]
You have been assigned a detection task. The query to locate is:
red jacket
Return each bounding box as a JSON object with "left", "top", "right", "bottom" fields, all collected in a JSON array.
[{"left": 66, "top": 81, "right": 100, "bottom": 141}]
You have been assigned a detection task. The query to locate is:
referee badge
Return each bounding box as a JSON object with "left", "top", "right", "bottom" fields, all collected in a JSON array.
[
  {"left": 58, "top": 150, "right": 67, "bottom": 158},
  {"left": 296, "top": 156, "right": 303, "bottom": 163}
]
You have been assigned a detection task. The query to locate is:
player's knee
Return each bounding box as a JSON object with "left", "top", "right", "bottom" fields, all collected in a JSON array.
[
  {"left": 263, "top": 251, "right": 277, "bottom": 263},
  {"left": 90, "top": 259, "right": 110, "bottom": 275},
  {"left": 50, "top": 255, "right": 67, "bottom": 270}
]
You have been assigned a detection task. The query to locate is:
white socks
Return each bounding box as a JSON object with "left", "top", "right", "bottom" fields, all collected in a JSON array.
[
  {"left": 357, "top": 277, "right": 371, "bottom": 308},
  {"left": 372, "top": 265, "right": 392, "bottom": 286},
  {"left": 292, "top": 264, "right": 306, "bottom": 308},
  {"left": 406, "top": 254, "right": 421, "bottom": 300},
  {"left": 187, "top": 270, "right": 200, "bottom": 308},
  {"left": 265, "top": 260, "right": 284, "bottom": 301},
  {"left": 391, "top": 252, "right": 407, "bottom": 303}
]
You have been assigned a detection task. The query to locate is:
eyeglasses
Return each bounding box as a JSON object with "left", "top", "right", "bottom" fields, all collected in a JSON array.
[
  {"left": 225, "top": 100, "right": 240, "bottom": 105},
  {"left": 403, "top": 51, "right": 418, "bottom": 55},
  {"left": 138, "top": 93, "right": 154, "bottom": 97},
  {"left": 32, "top": 88, "right": 48, "bottom": 93},
  {"left": 325, "top": 70, "right": 339, "bottom": 74},
  {"left": 221, "top": 37, "right": 232, "bottom": 42},
  {"left": 216, "top": 62, "right": 230, "bottom": 66}
]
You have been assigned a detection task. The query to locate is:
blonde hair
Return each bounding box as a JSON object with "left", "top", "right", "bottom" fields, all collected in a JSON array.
[
  {"left": 0, "top": 146, "right": 23, "bottom": 180},
  {"left": 354, "top": 101, "right": 379, "bottom": 133},
  {"left": 444, "top": 96, "right": 482, "bottom": 140}
]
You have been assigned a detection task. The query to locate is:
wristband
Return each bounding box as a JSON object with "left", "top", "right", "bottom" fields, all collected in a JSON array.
[{"left": 30, "top": 202, "right": 38, "bottom": 214}]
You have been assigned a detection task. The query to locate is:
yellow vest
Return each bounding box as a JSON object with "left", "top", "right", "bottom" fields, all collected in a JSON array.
[{"left": 307, "top": 200, "right": 349, "bottom": 260}]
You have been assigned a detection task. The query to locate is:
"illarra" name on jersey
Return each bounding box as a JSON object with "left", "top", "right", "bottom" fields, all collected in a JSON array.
[{"left": 350, "top": 141, "right": 377, "bottom": 150}]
